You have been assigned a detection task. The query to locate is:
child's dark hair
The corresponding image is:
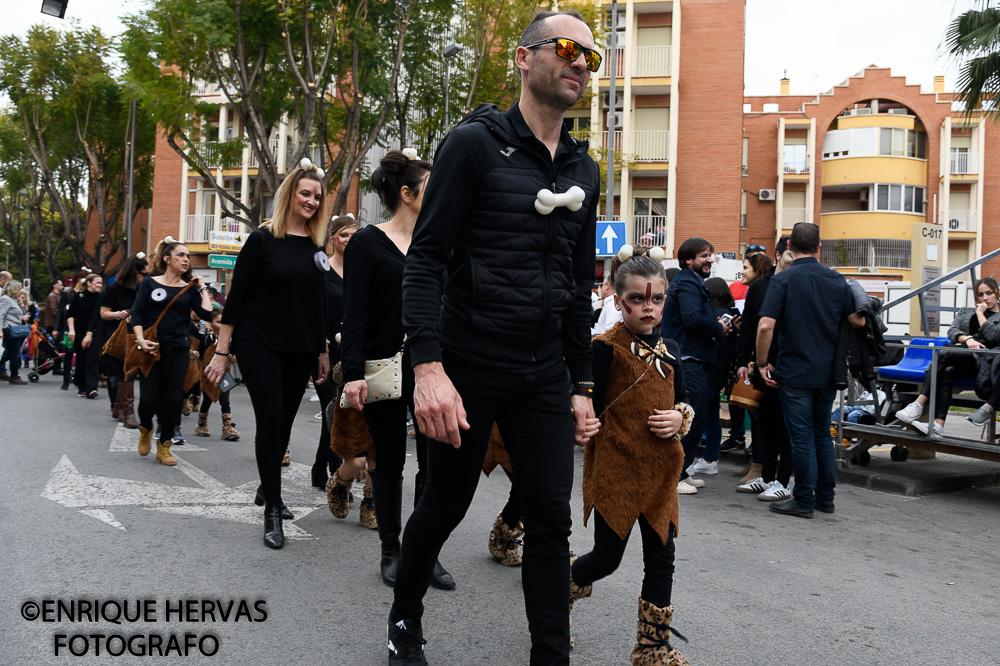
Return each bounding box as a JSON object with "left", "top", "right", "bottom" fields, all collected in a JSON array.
[
  {"left": 704, "top": 277, "right": 735, "bottom": 310},
  {"left": 371, "top": 150, "right": 431, "bottom": 212},
  {"left": 613, "top": 251, "right": 667, "bottom": 295},
  {"left": 609, "top": 245, "right": 664, "bottom": 291}
]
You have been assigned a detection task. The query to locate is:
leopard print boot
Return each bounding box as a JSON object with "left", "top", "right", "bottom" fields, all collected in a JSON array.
[
  {"left": 630, "top": 598, "right": 689, "bottom": 666},
  {"left": 488, "top": 513, "right": 524, "bottom": 566},
  {"left": 325, "top": 467, "right": 354, "bottom": 519},
  {"left": 359, "top": 479, "right": 377, "bottom": 530},
  {"left": 568, "top": 554, "right": 593, "bottom": 650}
]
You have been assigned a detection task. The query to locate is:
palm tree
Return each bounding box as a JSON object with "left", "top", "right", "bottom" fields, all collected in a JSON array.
[{"left": 945, "top": 0, "right": 1000, "bottom": 122}]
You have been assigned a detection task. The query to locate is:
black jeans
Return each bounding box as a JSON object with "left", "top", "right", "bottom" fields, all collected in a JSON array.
[
  {"left": 0, "top": 329, "right": 25, "bottom": 376},
  {"left": 391, "top": 355, "right": 574, "bottom": 665},
  {"left": 137, "top": 345, "right": 190, "bottom": 444},
  {"left": 920, "top": 349, "right": 978, "bottom": 420},
  {"left": 758, "top": 387, "right": 793, "bottom": 486},
  {"left": 679, "top": 361, "right": 710, "bottom": 480},
  {"left": 572, "top": 511, "right": 675, "bottom": 608},
  {"left": 237, "top": 341, "right": 317, "bottom": 504}
]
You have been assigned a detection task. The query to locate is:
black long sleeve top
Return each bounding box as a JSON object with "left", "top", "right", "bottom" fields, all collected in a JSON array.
[
  {"left": 130, "top": 278, "right": 214, "bottom": 349},
  {"left": 340, "top": 225, "right": 406, "bottom": 383},
  {"left": 221, "top": 228, "right": 328, "bottom": 354},
  {"left": 592, "top": 332, "right": 686, "bottom": 415},
  {"left": 67, "top": 291, "right": 99, "bottom": 338},
  {"left": 89, "top": 282, "right": 137, "bottom": 340},
  {"left": 324, "top": 268, "right": 345, "bottom": 366}
]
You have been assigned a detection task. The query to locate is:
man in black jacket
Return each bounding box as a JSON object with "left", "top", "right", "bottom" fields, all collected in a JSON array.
[{"left": 391, "top": 10, "right": 600, "bottom": 666}]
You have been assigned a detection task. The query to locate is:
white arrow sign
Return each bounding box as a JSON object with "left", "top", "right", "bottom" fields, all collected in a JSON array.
[{"left": 602, "top": 225, "right": 619, "bottom": 255}]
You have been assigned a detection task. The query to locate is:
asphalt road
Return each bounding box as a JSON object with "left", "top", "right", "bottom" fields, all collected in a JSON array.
[{"left": 1, "top": 373, "right": 998, "bottom": 665}]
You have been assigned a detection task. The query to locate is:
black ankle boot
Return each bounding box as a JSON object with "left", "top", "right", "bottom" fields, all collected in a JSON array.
[
  {"left": 429, "top": 559, "right": 456, "bottom": 591},
  {"left": 310, "top": 464, "right": 328, "bottom": 490},
  {"left": 263, "top": 503, "right": 285, "bottom": 549},
  {"left": 255, "top": 485, "right": 293, "bottom": 520},
  {"left": 371, "top": 471, "right": 403, "bottom": 586}
]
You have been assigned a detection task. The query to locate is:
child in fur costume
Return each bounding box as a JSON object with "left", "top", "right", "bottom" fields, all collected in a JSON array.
[{"left": 570, "top": 246, "right": 694, "bottom": 666}]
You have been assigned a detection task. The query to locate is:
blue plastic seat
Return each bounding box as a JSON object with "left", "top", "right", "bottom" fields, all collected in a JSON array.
[{"left": 878, "top": 336, "right": 976, "bottom": 388}]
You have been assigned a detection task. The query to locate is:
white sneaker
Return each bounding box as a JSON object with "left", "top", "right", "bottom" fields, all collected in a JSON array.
[
  {"left": 757, "top": 480, "right": 791, "bottom": 502},
  {"left": 912, "top": 420, "right": 944, "bottom": 437},
  {"left": 309, "top": 394, "right": 320, "bottom": 402},
  {"left": 686, "top": 477, "right": 706, "bottom": 488},
  {"left": 677, "top": 479, "right": 699, "bottom": 495},
  {"left": 687, "top": 458, "right": 718, "bottom": 475},
  {"left": 314, "top": 412, "right": 323, "bottom": 421},
  {"left": 736, "top": 476, "right": 768, "bottom": 494},
  {"left": 895, "top": 401, "right": 923, "bottom": 424}
]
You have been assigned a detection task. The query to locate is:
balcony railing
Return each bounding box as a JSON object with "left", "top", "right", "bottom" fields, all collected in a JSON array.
[
  {"left": 633, "top": 46, "right": 670, "bottom": 77},
  {"left": 601, "top": 130, "right": 623, "bottom": 152},
  {"left": 950, "top": 151, "right": 978, "bottom": 175},
  {"left": 599, "top": 47, "right": 626, "bottom": 78},
  {"left": 782, "top": 208, "right": 807, "bottom": 230},
  {"left": 632, "top": 130, "right": 669, "bottom": 161},
  {"left": 783, "top": 162, "right": 810, "bottom": 175},
  {"left": 192, "top": 80, "right": 236, "bottom": 97},
  {"left": 185, "top": 214, "right": 245, "bottom": 243},
  {"left": 840, "top": 108, "right": 873, "bottom": 117},
  {"left": 945, "top": 210, "right": 977, "bottom": 232},
  {"left": 633, "top": 215, "right": 667, "bottom": 246}
]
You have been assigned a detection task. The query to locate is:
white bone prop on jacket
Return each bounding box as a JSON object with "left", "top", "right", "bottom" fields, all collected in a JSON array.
[{"left": 534, "top": 186, "right": 585, "bottom": 215}]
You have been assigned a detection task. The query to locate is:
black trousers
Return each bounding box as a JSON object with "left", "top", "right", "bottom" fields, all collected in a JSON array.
[
  {"left": 758, "top": 387, "right": 793, "bottom": 486},
  {"left": 137, "top": 346, "right": 190, "bottom": 444},
  {"left": 238, "top": 341, "right": 317, "bottom": 503},
  {"left": 314, "top": 371, "right": 344, "bottom": 474},
  {"left": 102, "top": 355, "right": 125, "bottom": 408},
  {"left": 572, "top": 511, "right": 675, "bottom": 608},
  {"left": 363, "top": 351, "right": 427, "bottom": 486},
  {"left": 73, "top": 341, "right": 99, "bottom": 393},
  {"left": 391, "top": 355, "right": 574, "bottom": 665},
  {"left": 920, "top": 349, "right": 978, "bottom": 420},
  {"left": 199, "top": 389, "right": 231, "bottom": 415}
]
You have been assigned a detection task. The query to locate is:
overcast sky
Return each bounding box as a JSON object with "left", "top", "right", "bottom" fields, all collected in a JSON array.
[{"left": 5, "top": 0, "right": 970, "bottom": 96}]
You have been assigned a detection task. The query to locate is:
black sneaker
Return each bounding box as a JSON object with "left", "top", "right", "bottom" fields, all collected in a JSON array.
[
  {"left": 387, "top": 617, "right": 428, "bottom": 665},
  {"left": 718, "top": 436, "right": 745, "bottom": 453}
]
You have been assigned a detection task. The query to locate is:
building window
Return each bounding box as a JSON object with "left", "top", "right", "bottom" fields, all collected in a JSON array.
[
  {"left": 742, "top": 138, "right": 749, "bottom": 175},
  {"left": 820, "top": 239, "right": 911, "bottom": 268},
  {"left": 874, "top": 184, "right": 925, "bottom": 214},
  {"left": 783, "top": 144, "right": 808, "bottom": 173},
  {"left": 879, "top": 128, "right": 927, "bottom": 158},
  {"left": 633, "top": 197, "right": 667, "bottom": 245},
  {"left": 763, "top": 103, "right": 778, "bottom": 113},
  {"left": 563, "top": 115, "right": 591, "bottom": 140}
]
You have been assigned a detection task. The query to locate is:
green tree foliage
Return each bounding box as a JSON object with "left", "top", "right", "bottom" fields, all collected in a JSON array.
[{"left": 945, "top": 0, "right": 1000, "bottom": 122}]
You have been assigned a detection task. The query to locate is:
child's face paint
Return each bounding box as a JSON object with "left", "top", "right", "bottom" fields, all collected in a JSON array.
[{"left": 617, "top": 275, "right": 666, "bottom": 335}]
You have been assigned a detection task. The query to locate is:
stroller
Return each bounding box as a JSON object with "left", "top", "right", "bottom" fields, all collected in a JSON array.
[{"left": 24, "top": 322, "right": 65, "bottom": 383}]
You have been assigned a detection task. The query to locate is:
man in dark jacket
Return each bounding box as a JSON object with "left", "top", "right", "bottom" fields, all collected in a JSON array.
[
  {"left": 662, "top": 237, "right": 731, "bottom": 493},
  {"left": 392, "top": 10, "right": 600, "bottom": 665}
]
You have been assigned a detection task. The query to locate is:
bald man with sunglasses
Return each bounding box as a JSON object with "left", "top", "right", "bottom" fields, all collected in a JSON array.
[{"left": 389, "top": 10, "right": 601, "bottom": 666}]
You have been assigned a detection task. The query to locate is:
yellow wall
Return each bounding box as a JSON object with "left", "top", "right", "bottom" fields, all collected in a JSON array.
[
  {"left": 820, "top": 212, "right": 922, "bottom": 239},
  {"left": 836, "top": 115, "right": 916, "bottom": 130},
  {"left": 822, "top": 156, "right": 926, "bottom": 186}
]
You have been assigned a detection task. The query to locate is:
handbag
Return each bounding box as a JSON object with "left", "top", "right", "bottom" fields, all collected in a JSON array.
[
  {"left": 8, "top": 324, "right": 30, "bottom": 337},
  {"left": 124, "top": 283, "right": 195, "bottom": 380},
  {"left": 730, "top": 363, "right": 765, "bottom": 410},
  {"left": 339, "top": 340, "right": 405, "bottom": 408},
  {"left": 102, "top": 315, "right": 131, "bottom": 360}
]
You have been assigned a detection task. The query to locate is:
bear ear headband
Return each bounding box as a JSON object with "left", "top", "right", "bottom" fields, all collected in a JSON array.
[
  {"left": 617, "top": 244, "right": 666, "bottom": 263},
  {"left": 135, "top": 252, "right": 146, "bottom": 260},
  {"left": 163, "top": 236, "right": 176, "bottom": 244},
  {"left": 299, "top": 157, "right": 326, "bottom": 179},
  {"left": 535, "top": 186, "right": 585, "bottom": 215},
  {"left": 402, "top": 148, "right": 419, "bottom": 161}
]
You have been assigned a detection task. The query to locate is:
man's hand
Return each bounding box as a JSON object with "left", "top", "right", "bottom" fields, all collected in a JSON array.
[
  {"left": 648, "top": 408, "right": 683, "bottom": 439},
  {"left": 81, "top": 332, "right": 92, "bottom": 349},
  {"left": 315, "top": 353, "right": 329, "bottom": 385},
  {"left": 204, "top": 353, "right": 229, "bottom": 385},
  {"left": 762, "top": 363, "right": 778, "bottom": 388},
  {"left": 571, "top": 394, "right": 600, "bottom": 445},
  {"left": 413, "top": 362, "right": 470, "bottom": 448},
  {"left": 344, "top": 379, "right": 369, "bottom": 411}
]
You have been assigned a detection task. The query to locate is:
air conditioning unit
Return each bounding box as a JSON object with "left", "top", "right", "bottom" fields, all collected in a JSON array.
[
  {"left": 759, "top": 189, "right": 776, "bottom": 201},
  {"left": 607, "top": 111, "right": 624, "bottom": 129},
  {"left": 603, "top": 93, "right": 624, "bottom": 110},
  {"left": 858, "top": 267, "right": 874, "bottom": 273},
  {"left": 949, "top": 218, "right": 961, "bottom": 230}
]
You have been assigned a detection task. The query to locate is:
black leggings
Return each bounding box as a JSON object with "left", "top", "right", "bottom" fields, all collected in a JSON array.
[
  {"left": 920, "top": 349, "right": 978, "bottom": 420},
  {"left": 391, "top": 355, "right": 574, "bottom": 665},
  {"left": 137, "top": 346, "right": 190, "bottom": 444},
  {"left": 103, "top": 355, "right": 125, "bottom": 408},
  {"left": 572, "top": 511, "right": 675, "bottom": 608},
  {"left": 199, "top": 389, "right": 231, "bottom": 415},
  {"left": 363, "top": 351, "right": 427, "bottom": 490},
  {"left": 237, "top": 341, "right": 317, "bottom": 504},
  {"left": 314, "top": 370, "right": 344, "bottom": 475}
]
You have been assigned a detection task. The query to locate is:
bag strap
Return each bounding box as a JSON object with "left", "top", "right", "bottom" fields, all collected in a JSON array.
[{"left": 150, "top": 282, "right": 195, "bottom": 329}]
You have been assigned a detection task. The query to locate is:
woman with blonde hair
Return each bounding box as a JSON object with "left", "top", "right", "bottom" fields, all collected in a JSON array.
[{"left": 205, "top": 159, "right": 331, "bottom": 549}]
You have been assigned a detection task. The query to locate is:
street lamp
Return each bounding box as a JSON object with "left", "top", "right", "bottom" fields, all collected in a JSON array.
[
  {"left": 40, "top": 1, "right": 68, "bottom": 19},
  {"left": 2, "top": 241, "right": 10, "bottom": 270},
  {"left": 18, "top": 190, "right": 29, "bottom": 290},
  {"left": 443, "top": 43, "right": 463, "bottom": 131}
]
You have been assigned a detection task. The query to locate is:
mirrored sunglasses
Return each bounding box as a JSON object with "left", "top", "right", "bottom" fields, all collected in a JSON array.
[{"left": 524, "top": 37, "right": 602, "bottom": 73}]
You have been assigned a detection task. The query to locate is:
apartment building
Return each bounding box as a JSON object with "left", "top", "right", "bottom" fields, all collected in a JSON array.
[{"left": 743, "top": 67, "right": 1000, "bottom": 279}]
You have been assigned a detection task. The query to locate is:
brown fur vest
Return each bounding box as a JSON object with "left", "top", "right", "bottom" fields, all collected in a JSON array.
[{"left": 583, "top": 322, "right": 690, "bottom": 544}]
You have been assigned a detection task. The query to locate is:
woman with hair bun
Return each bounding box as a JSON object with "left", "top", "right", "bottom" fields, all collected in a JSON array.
[
  {"left": 131, "top": 240, "right": 216, "bottom": 465},
  {"left": 205, "top": 161, "right": 330, "bottom": 550},
  {"left": 338, "top": 149, "right": 455, "bottom": 589}
]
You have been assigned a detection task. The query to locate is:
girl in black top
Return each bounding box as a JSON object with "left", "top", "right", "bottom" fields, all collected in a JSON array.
[
  {"left": 311, "top": 215, "right": 357, "bottom": 490},
  {"left": 85, "top": 253, "right": 149, "bottom": 427},
  {"left": 340, "top": 150, "right": 454, "bottom": 589},
  {"left": 68, "top": 273, "right": 103, "bottom": 398},
  {"left": 131, "top": 239, "right": 215, "bottom": 466},
  {"left": 206, "top": 161, "right": 330, "bottom": 550}
]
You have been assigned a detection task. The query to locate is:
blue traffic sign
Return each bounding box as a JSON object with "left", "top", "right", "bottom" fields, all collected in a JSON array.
[{"left": 596, "top": 220, "right": 627, "bottom": 257}]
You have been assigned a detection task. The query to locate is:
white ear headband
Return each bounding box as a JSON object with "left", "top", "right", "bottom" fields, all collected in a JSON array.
[
  {"left": 299, "top": 156, "right": 325, "bottom": 179},
  {"left": 617, "top": 244, "right": 666, "bottom": 263},
  {"left": 164, "top": 236, "right": 176, "bottom": 244},
  {"left": 535, "top": 186, "right": 585, "bottom": 215},
  {"left": 402, "top": 148, "right": 420, "bottom": 161},
  {"left": 135, "top": 252, "right": 146, "bottom": 260}
]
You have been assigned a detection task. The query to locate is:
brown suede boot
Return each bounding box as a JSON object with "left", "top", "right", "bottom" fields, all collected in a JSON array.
[
  {"left": 488, "top": 513, "right": 524, "bottom": 566},
  {"left": 137, "top": 425, "right": 153, "bottom": 457},
  {"left": 156, "top": 441, "right": 177, "bottom": 466},
  {"left": 739, "top": 462, "right": 764, "bottom": 485},
  {"left": 630, "top": 598, "right": 689, "bottom": 666},
  {"left": 325, "top": 468, "right": 353, "bottom": 519},
  {"left": 731, "top": 462, "right": 751, "bottom": 477},
  {"left": 194, "top": 413, "right": 211, "bottom": 437},
  {"left": 359, "top": 481, "right": 377, "bottom": 529},
  {"left": 221, "top": 413, "right": 240, "bottom": 441},
  {"left": 119, "top": 382, "right": 139, "bottom": 429}
]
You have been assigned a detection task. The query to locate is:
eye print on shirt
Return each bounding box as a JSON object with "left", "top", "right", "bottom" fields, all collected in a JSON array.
[
  {"left": 314, "top": 250, "right": 331, "bottom": 272},
  {"left": 151, "top": 288, "right": 168, "bottom": 302}
]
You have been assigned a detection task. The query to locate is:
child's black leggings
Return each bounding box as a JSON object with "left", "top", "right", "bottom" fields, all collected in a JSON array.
[{"left": 571, "top": 510, "right": 675, "bottom": 607}]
